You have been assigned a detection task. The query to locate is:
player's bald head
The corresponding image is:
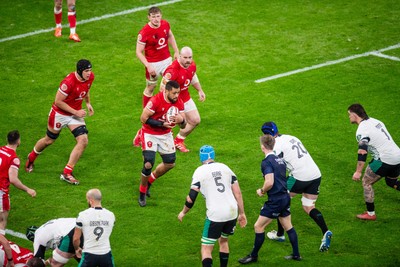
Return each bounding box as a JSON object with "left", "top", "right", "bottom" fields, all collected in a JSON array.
[
  {"left": 87, "top": 188, "right": 102, "bottom": 201},
  {"left": 180, "top": 46, "right": 193, "bottom": 56}
]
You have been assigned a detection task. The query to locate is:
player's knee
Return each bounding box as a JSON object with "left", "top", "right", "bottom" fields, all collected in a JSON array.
[
  {"left": 142, "top": 151, "right": 156, "bottom": 175},
  {"left": 54, "top": 1, "right": 62, "bottom": 9},
  {"left": 72, "top": 125, "right": 88, "bottom": 138},
  {"left": 161, "top": 153, "right": 176, "bottom": 164},
  {"left": 165, "top": 162, "right": 175, "bottom": 171},
  {"left": 194, "top": 116, "right": 201, "bottom": 125},
  {"left": 253, "top": 221, "right": 263, "bottom": 232},
  {"left": 46, "top": 129, "right": 59, "bottom": 141},
  {"left": 187, "top": 116, "right": 200, "bottom": 126},
  {"left": 385, "top": 177, "right": 399, "bottom": 189},
  {"left": 363, "top": 183, "right": 373, "bottom": 193},
  {"left": 301, "top": 196, "right": 316, "bottom": 208},
  {"left": 68, "top": 5, "right": 76, "bottom": 12},
  {"left": 143, "top": 161, "right": 153, "bottom": 170},
  {"left": 146, "top": 80, "right": 157, "bottom": 89}
]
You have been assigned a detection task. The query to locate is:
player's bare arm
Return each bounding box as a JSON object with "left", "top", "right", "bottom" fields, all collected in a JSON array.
[
  {"left": 194, "top": 84, "right": 206, "bottom": 102},
  {"left": 84, "top": 94, "right": 94, "bottom": 116},
  {"left": 232, "top": 182, "right": 247, "bottom": 228},
  {"left": 159, "top": 77, "right": 169, "bottom": 92},
  {"left": 257, "top": 173, "right": 274, "bottom": 197},
  {"left": 191, "top": 75, "right": 205, "bottom": 101},
  {"left": 353, "top": 139, "right": 368, "bottom": 181},
  {"left": 136, "top": 42, "right": 156, "bottom": 76},
  {"left": 178, "top": 187, "right": 200, "bottom": 222},
  {"left": 168, "top": 29, "right": 179, "bottom": 60},
  {"left": 9, "top": 168, "right": 36, "bottom": 197},
  {"left": 73, "top": 227, "right": 83, "bottom": 258},
  {"left": 140, "top": 107, "right": 155, "bottom": 124},
  {"left": 54, "top": 90, "right": 86, "bottom": 118}
]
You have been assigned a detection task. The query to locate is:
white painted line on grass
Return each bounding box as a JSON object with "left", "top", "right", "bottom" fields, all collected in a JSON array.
[
  {"left": 0, "top": 0, "right": 183, "bottom": 43},
  {"left": 255, "top": 43, "right": 400, "bottom": 83},
  {"left": 6, "top": 229, "right": 28, "bottom": 240},
  {"left": 370, "top": 52, "right": 400, "bottom": 61}
]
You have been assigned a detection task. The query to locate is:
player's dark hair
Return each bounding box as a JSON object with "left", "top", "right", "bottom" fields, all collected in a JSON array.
[
  {"left": 348, "top": 103, "right": 369, "bottom": 120},
  {"left": 260, "top": 134, "right": 275, "bottom": 150},
  {"left": 148, "top": 6, "right": 161, "bottom": 15},
  {"left": 26, "top": 257, "right": 45, "bottom": 267},
  {"left": 165, "top": 80, "right": 180, "bottom": 91},
  {"left": 7, "top": 130, "right": 20, "bottom": 145}
]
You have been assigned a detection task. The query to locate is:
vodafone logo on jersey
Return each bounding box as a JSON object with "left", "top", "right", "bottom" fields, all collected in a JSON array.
[
  {"left": 158, "top": 38, "right": 166, "bottom": 46},
  {"left": 183, "top": 79, "right": 190, "bottom": 88},
  {"left": 157, "top": 37, "right": 167, "bottom": 50}
]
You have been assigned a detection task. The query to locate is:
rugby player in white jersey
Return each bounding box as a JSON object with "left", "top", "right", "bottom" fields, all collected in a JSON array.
[
  {"left": 26, "top": 218, "right": 75, "bottom": 260},
  {"left": 261, "top": 122, "right": 332, "bottom": 252},
  {"left": 348, "top": 104, "right": 400, "bottom": 221},
  {"left": 73, "top": 189, "right": 115, "bottom": 267},
  {"left": 178, "top": 145, "right": 247, "bottom": 267}
]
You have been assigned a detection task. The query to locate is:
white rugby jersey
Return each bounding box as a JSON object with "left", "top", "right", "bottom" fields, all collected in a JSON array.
[
  {"left": 274, "top": 135, "right": 321, "bottom": 181},
  {"left": 76, "top": 207, "right": 115, "bottom": 255},
  {"left": 34, "top": 218, "right": 76, "bottom": 254},
  {"left": 356, "top": 118, "right": 400, "bottom": 165},
  {"left": 191, "top": 162, "right": 238, "bottom": 222}
]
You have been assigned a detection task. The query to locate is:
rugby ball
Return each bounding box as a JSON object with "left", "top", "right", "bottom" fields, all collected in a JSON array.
[{"left": 166, "top": 106, "right": 179, "bottom": 124}]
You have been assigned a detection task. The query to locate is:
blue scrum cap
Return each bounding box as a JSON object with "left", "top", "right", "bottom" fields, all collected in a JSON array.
[
  {"left": 199, "top": 145, "right": 215, "bottom": 162},
  {"left": 261, "top": 121, "right": 278, "bottom": 136}
]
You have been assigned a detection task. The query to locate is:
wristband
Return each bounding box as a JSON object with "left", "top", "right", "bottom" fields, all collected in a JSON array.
[
  {"left": 260, "top": 188, "right": 265, "bottom": 194},
  {"left": 7, "top": 258, "right": 13, "bottom": 261}
]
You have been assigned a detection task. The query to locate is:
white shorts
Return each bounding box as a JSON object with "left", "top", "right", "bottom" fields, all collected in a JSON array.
[
  {"left": 184, "top": 98, "right": 198, "bottom": 112},
  {"left": 48, "top": 108, "right": 85, "bottom": 132},
  {"left": 143, "top": 132, "right": 175, "bottom": 154},
  {"left": 146, "top": 57, "right": 172, "bottom": 83},
  {"left": 52, "top": 248, "right": 71, "bottom": 264},
  {"left": 0, "top": 249, "right": 4, "bottom": 265},
  {"left": 0, "top": 191, "right": 10, "bottom": 212}
]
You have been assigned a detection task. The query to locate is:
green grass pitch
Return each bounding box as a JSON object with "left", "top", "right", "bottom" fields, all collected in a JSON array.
[{"left": 0, "top": 0, "right": 399, "bottom": 266}]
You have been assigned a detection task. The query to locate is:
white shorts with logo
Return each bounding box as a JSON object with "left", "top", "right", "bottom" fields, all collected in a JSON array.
[
  {"left": 48, "top": 108, "right": 85, "bottom": 132},
  {"left": 147, "top": 57, "right": 173, "bottom": 83},
  {"left": 143, "top": 132, "right": 175, "bottom": 154}
]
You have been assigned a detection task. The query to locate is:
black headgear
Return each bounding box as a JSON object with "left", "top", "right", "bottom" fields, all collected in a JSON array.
[
  {"left": 76, "top": 59, "right": 92, "bottom": 79},
  {"left": 26, "top": 225, "right": 38, "bottom": 242}
]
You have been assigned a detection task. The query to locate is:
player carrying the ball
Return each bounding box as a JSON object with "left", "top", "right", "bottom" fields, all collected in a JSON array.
[{"left": 137, "top": 80, "right": 185, "bottom": 207}]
